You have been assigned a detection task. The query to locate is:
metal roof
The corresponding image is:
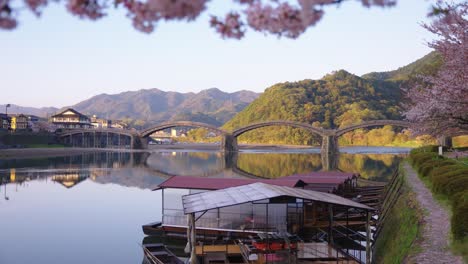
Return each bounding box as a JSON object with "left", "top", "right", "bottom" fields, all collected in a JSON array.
[
  {"left": 182, "top": 182, "right": 374, "bottom": 214},
  {"left": 154, "top": 176, "right": 306, "bottom": 190}
]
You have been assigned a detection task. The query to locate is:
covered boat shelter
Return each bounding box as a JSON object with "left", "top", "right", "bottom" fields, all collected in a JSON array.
[{"left": 183, "top": 182, "right": 374, "bottom": 264}]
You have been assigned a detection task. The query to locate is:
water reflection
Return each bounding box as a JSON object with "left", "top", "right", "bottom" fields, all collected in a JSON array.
[{"left": 0, "top": 147, "right": 408, "bottom": 264}]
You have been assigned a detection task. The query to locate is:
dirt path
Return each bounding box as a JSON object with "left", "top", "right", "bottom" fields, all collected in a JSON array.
[{"left": 403, "top": 162, "right": 463, "bottom": 264}]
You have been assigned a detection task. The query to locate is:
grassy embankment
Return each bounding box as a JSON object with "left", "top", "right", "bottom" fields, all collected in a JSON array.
[
  {"left": 0, "top": 132, "right": 63, "bottom": 148},
  {"left": 408, "top": 146, "right": 468, "bottom": 261},
  {"left": 373, "top": 165, "right": 423, "bottom": 264}
]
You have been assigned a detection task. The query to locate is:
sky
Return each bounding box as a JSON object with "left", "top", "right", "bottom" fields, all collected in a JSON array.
[{"left": 1, "top": 0, "right": 438, "bottom": 107}]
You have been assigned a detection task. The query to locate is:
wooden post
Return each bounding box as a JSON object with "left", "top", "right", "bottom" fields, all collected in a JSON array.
[
  {"left": 189, "top": 213, "right": 197, "bottom": 264},
  {"left": 366, "top": 211, "right": 371, "bottom": 264},
  {"left": 328, "top": 204, "right": 333, "bottom": 244}
]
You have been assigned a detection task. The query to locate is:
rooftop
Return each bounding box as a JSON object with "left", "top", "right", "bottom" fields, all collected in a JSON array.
[
  {"left": 155, "top": 176, "right": 306, "bottom": 190},
  {"left": 182, "top": 182, "right": 374, "bottom": 214}
]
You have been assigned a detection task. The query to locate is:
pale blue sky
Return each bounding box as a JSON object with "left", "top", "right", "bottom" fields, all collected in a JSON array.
[{"left": 1, "top": 0, "right": 437, "bottom": 107}]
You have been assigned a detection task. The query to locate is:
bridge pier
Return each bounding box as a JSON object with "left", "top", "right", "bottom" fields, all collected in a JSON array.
[
  {"left": 223, "top": 151, "right": 239, "bottom": 169},
  {"left": 221, "top": 134, "right": 238, "bottom": 152},
  {"left": 320, "top": 135, "right": 338, "bottom": 171},
  {"left": 132, "top": 136, "right": 148, "bottom": 149},
  {"left": 437, "top": 136, "right": 453, "bottom": 148},
  {"left": 321, "top": 135, "right": 338, "bottom": 156}
]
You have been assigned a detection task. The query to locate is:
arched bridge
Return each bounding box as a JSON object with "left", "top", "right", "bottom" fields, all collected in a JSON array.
[
  {"left": 140, "top": 121, "right": 228, "bottom": 138},
  {"left": 57, "top": 128, "right": 142, "bottom": 149},
  {"left": 232, "top": 121, "right": 329, "bottom": 138},
  {"left": 58, "top": 119, "right": 460, "bottom": 155},
  {"left": 335, "top": 120, "right": 412, "bottom": 137}
]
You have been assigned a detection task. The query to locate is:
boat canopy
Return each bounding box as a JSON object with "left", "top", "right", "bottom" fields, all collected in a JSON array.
[{"left": 182, "top": 182, "right": 374, "bottom": 214}]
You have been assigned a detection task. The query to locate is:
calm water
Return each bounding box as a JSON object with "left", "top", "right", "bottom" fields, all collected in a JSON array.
[{"left": 0, "top": 147, "right": 409, "bottom": 264}]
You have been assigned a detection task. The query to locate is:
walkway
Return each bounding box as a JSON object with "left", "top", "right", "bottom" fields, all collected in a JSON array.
[{"left": 403, "top": 162, "right": 463, "bottom": 264}]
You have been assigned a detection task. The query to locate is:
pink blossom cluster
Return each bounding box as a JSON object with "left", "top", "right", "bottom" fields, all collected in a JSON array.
[
  {"left": 66, "top": 0, "right": 106, "bottom": 20},
  {"left": 25, "top": 0, "right": 48, "bottom": 16},
  {"left": 0, "top": 0, "right": 17, "bottom": 29},
  {"left": 405, "top": 3, "right": 467, "bottom": 136},
  {"left": 210, "top": 12, "right": 245, "bottom": 39},
  {"left": 1, "top": 0, "right": 397, "bottom": 37},
  {"left": 125, "top": 0, "right": 207, "bottom": 33},
  {"left": 245, "top": 2, "right": 322, "bottom": 38}
]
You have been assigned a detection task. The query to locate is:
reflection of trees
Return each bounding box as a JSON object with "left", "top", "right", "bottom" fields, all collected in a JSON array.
[
  {"left": 337, "top": 153, "right": 403, "bottom": 181},
  {"left": 237, "top": 153, "right": 322, "bottom": 178},
  {"left": 145, "top": 152, "right": 224, "bottom": 176}
]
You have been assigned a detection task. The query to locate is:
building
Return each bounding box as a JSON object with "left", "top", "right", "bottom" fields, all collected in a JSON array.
[
  {"left": 90, "top": 115, "right": 112, "bottom": 129},
  {"left": 110, "top": 121, "right": 128, "bottom": 129},
  {"left": 0, "top": 113, "right": 10, "bottom": 130},
  {"left": 50, "top": 108, "right": 92, "bottom": 129},
  {"left": 10, "top": 114, "right": 30, "bottom": 131}
]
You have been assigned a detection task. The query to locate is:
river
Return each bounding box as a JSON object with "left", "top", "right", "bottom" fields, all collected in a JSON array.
[{"left": 0, "top": 147, "right": 410, "bottom": 264}]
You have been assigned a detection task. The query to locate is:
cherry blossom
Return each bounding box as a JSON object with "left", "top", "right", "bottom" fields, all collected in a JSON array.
[
  {"left": 25, "top": 0, "right": 48, "bottom": 16},
  {"left": 404, "top": 3, "right": 468, "bottom": 136},
  {"left": 67, "top": 0, "right": 106, "bottom": 20},
  {"left": 1, "top": 0, "right": 397, "bottom": 38}
]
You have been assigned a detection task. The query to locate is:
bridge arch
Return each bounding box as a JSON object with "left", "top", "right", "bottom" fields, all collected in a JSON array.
[
  {"left": 140, "top": 121, "right": 228, "bottom": 138},
  {"left": 334, "top": 120, "right": 412, "bottom": 137},
  {"left": 232, "top": 121, "right": 328, "bottom": 138},
  {"left": 58, "top": 128, "right": 137, "bottom": 138},
  {"left": 57, "top": 128, "right": 139, "bottom": 148}
]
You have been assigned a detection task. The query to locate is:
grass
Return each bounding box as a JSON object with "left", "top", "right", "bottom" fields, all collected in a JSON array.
[{"left": 373, "top": 166, "right": 423, "bottom": 264}]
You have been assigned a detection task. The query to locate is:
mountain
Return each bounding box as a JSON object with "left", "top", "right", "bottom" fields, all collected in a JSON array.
[
  {"left": 0, "top": 104, "right": 58, "bottom": 118},
  {"left": 362, "top": 51, "right": 442, "bottom": 82},
  {"left": 4, "top": 88, "right": 259, "bottom": 127},
  {"left": 71, "top": 88, "right": 259, "bottom": 127},
  {"left": 222, "top": 52, "right": 442, "bottom": 145},
  {"left": 224, "top": 70, "right": 401, "bottom": 131}
]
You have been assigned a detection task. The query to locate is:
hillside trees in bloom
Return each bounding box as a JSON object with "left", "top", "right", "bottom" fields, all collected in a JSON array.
[
  {"left": 404, "top": 3, "right": 468, "bottom": 136},
  {"left": 1, "top": 0, "right": 396, "bottom": 38}
]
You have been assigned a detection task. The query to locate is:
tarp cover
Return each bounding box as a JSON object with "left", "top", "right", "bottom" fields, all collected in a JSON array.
[{"left": 182, "top": 182, "right": 373, "bottom": 214}]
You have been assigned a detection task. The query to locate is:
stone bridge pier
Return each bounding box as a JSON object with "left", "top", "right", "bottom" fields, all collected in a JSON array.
[
  {"left": 320, "top": 134, "right": 338, "bottom": 156},
  {"left": 320, "top": 134, "right": 339, "bottom": 171},
  {"left": 221, "top": 133, "right": 238, "bottom": 152}
]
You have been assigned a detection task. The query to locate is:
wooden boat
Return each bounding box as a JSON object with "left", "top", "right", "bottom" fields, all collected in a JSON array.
[
  {"left": 142, "top": 221, "right": 163, "bottom": 236},
  {"left": 142, "top": 243, "right": 185, "bottom": 264}
]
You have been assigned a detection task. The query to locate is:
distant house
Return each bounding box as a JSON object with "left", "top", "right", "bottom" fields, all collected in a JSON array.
[
  {"left": 50, "top": 108, "right": 92, "bottom": 129},
  {"left": 90, "top": 115, "right": 112, "bottom": 129},
  {"left": 111, "top": 121, "right": 127, "bottom": 129},
  {"left": 0, "top": 113, "right": 10, "bottom": 130},
  {"left": 11, "top": 114, "right": 30, "bottom": 130}
]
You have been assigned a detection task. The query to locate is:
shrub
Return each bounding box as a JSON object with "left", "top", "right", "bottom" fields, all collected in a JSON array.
[
  {"left": 410, "top": 145, "right": 438, "bottom": 155},
  {"left": 432, "top": 170, "right": 468, "bottom": 194},
  {"left": 429, "top": 165, "right": 466, "bottom": 179},
  {"left": 410, "top": 152, "right": 439, "bottom": 168},
  {"left": 444, "top": 177, "right": 468, "bottom": 199},
  {"left": 452, "top": 191, "right": 468, "bottom": 241}
]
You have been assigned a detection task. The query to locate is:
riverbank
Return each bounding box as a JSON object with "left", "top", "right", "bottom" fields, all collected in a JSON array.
[{"left": 0, "top": 147, "right": 149, "bottom": 160}]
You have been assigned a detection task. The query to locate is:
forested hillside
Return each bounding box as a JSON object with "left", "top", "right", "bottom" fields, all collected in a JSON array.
[{"left": 221, "top": 53, "right": 442, "bottom": 146}]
